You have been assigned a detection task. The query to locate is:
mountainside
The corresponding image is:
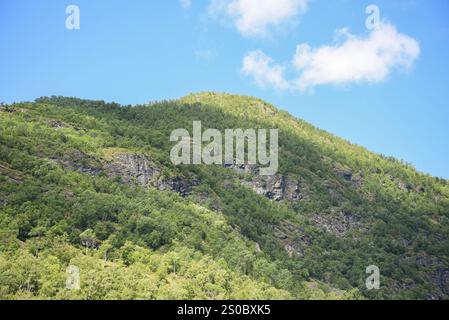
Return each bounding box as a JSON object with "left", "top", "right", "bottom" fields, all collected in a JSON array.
[{"left": 0, "top": 92, "right": 448, "bottom": 300}]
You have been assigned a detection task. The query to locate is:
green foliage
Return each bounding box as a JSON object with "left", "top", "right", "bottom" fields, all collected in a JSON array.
[{"left": 0, "top": 93, "right": 448, "bottom": 300}]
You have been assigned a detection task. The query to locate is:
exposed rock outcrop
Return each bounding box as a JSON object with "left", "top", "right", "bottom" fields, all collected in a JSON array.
[
  {"left": 103, "top": 153, "right": 160, "bottom": 187},
  {"left": 156, "top": 176, "right": 198, "bottom": 197},
  {"left": 103, "top": 152, "right": 198, "bottom": 197},
  {"left": 45, "top": 119, "right": 73, "bottom": 129},
  {"left": 224, "top": 162, "right": 306, "bottom": 202},
  {"left": 413, "top": 254, "right": 449, "bottom": 299},
  {"left": 50, "top": 150, "right": 102, "bottom": 176},
  {"left": 433, "top": 268, "right": 449, "bottom": 297},
  {"left": 332, "top": 162, "right": 363, "bottom": 188},
  {"left": 81, "top": 237, "right": 102, "bottom": 249},
  {"left": 274, "top": 220, "right": 311, "bottom": 257},
  {"left": 312, "top": 210, "right": 361, "bottom": 237},
  {"left": 51, "top": 150, "right": 198, "bottom": 197}
]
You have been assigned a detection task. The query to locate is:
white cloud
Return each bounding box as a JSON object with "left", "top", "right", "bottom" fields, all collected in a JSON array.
[
  {"left": 241, "top": 22, "right": 420, "bottom": 91},
  {"left": 180, "top": 0, "right": 192, "bottom": 9},
  {"left": 293, "top": 22, "right": 420, "bottom": 90},
  {"left": 209, "top": 0, "right": 308, "bottom": 37},
  {"left": 241, "top": 50, "right": 290, "bottom": 90}
]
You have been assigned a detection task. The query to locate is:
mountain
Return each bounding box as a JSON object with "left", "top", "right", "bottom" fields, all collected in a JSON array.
[{"left": 0, "top": 92, "right": 448, "bottom": 300}]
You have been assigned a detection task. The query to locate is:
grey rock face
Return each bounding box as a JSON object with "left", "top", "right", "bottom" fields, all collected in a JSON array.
[
  {"left": 225, "top": 162, "right": 305, "bottom": 202},
  {"left": 311, "top": 210, "right": 361, "bottom": 237},
  {"left": 242, "top": 175, "right": 286, "bottom": 201},
  {"left": 273, "top": 220, "right": 311, "bottom": 257},
  {"left": 81, "top": 238, "right": 102, "bottom": 249},
  {"left": 438, "top": 269, "right": 449, "bottom": 295},
  {"left": 100, "top": 153, "right": 196, "bottom": 197},
  {"left": 45, "top": 119, "right": 73, "bottom": 129},
  {"left": 156, "top": 176, "right": 198, "bottom": 197},
  {"left": 431, "top": 268, "right": 449, "bottom": 298},
  {"left": 103, "top": 153, "right": 160, "bottom": 187},
  {"left": 50, "top": 150, "right": 102, "bottom": 176},
  {"left": 332, "top": 163, "right": 363, "bottom": 188}
]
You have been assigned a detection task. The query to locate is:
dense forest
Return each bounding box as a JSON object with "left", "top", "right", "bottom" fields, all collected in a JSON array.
[{"left": 0, "top": 92, "right": 448, "bottom": 300}]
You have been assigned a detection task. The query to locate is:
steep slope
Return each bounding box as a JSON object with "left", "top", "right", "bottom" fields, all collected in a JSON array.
[{"left": 0, "top": 92, "right": 448, "bottom": 300}]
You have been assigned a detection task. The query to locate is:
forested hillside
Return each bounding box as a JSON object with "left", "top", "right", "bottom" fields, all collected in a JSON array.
[{"left": 0, "top": 92, "right": 448, "bottom": 299}]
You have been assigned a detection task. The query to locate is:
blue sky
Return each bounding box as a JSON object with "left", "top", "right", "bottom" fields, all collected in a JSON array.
[{"left": 1, "top": 0, "right": 448, "bottom": 178}]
